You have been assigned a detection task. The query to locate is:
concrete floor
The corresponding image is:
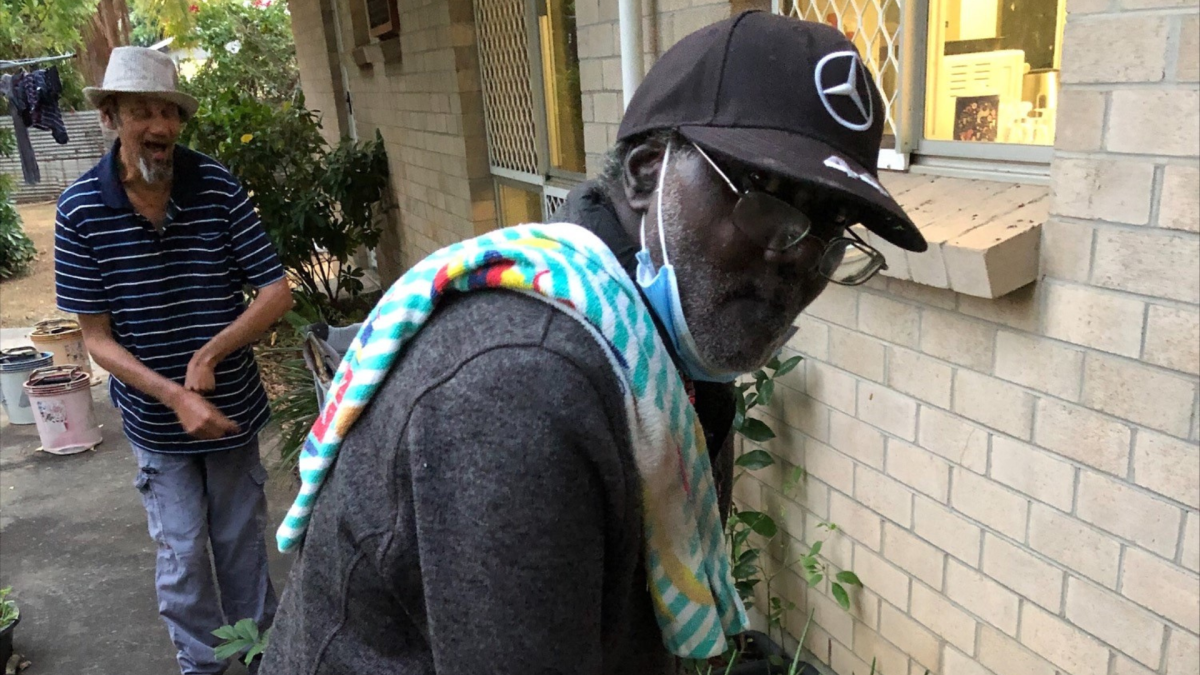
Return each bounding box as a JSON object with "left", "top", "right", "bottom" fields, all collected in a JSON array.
[{"left": 0, "top": 362, "right": 297, "bottom": 674}]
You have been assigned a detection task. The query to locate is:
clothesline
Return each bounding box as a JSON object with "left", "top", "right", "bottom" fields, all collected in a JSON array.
[{"left": 0, "top": 53, "right": 76, "bottom": 72}]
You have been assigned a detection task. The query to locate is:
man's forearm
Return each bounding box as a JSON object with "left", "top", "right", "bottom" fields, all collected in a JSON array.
[
  {"left": 193, "top": 279, "right": 294, "bottom": 368},
  {"left": 83, "top": 325, "right": 186, "bottom": 407}
]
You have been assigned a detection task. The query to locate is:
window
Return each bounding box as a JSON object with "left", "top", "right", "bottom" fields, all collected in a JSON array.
[
  {"left": 778, "top": 0, "right": 1065, "bottom": 170},
  {"left": 496, "top": 182, "right": 544, "bottom": 227},
  {"left": 538, "top": 0, "right": 587, "bottom": 173},
  {"left": 475, "top": 0, "right": 587, "bottom": 229},
  {"left": 365, "top": 0, "right": 400, "bottom": 39},
  {"left": 923, "top": 0, "right": 1065, "bottom": 147}
]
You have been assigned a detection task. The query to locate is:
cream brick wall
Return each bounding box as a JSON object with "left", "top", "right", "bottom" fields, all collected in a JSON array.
[
  {"left": 292, "top": 0, "right": 1200, "bottom": 672},
  {"left": 288, "top": 0, "right": 495, "bottom": 284},
  {"left": 740, "top": 1, "right": 1200, "bottom": 672}
]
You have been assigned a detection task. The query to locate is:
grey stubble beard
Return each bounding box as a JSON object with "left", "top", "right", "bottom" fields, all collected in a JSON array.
[{"left": 657, "top": 162, "right": 792, "bottom": 374}]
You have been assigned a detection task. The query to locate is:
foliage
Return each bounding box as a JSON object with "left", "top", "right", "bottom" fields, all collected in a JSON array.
[
  {"left": 184, "top": 0, "right": 298, "bottom": 105},
  {"left": 181, "top": 96, "right": 389, "bottom": 322},
  {"left": 0, "top": 587, "right": 19, "bottom": 630},
  {"left": 0, "top": 128, "right": 35, "bottom": 280},
  {"left": 175, "top": 0, "right": 386, "bottom": 322},
  {"left": 0, "top": 0, "right": 96, "bottom": 109},
  {"left": 129, "top": 0, "right": 194, "bottom": 43},
  {"left": 213, "top": 618, "right": 268, "bottom": 665},
  {"left": 718, "top": 352, "right": 867, "bottom": 668}
]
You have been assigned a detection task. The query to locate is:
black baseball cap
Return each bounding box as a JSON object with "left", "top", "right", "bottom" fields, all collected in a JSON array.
[{"left": 618, "top": 11, "right": 927, "bottom": 252}]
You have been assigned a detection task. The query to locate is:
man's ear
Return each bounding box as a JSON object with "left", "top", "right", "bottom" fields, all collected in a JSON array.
[{"left": 622, "top": 142, "right": 665, "bottom": 214}]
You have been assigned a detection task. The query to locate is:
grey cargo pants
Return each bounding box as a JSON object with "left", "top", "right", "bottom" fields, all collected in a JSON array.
[{"left": 133, "top": 439, "right": 278, "bottom": 674}]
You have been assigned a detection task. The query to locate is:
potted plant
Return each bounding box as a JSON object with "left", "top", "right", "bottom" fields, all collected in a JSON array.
[{"left": 0, "top": 587, "right": 20, "bottom": 667}]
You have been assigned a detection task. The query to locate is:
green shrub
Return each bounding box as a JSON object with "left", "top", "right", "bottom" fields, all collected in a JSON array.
[{"left": 0, "top": 128, "right": 35, "bottom": 281}]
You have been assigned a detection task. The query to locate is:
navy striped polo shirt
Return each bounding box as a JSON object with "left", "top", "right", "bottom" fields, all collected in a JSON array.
[{"left": 54, "top": 143, "right": 285, "bottom": 453}]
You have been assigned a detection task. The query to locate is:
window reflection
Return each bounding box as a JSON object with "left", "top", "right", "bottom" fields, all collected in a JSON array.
[
  {"left": 539, "top": 0, "right": 586, "bottom": 173},
  {"left": 924, "top": 0, "right": 1066, "bottom": 145}
]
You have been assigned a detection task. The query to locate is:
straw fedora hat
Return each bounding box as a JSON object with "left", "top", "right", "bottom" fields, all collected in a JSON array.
[{"left": 84, "top": 47, "right": 199, "bottom": 118}]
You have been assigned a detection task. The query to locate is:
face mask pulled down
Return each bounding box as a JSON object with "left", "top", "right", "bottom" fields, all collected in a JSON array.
[{"left": 635, "top": 143, "right": 742, "bottom": 383}]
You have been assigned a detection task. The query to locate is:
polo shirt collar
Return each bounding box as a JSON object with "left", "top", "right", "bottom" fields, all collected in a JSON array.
[{"left": 98, "top": 139, "right": 203, "bottom": 211}]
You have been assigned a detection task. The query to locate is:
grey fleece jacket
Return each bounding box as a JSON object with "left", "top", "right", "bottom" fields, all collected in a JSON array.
[{"left": 263, "top": 185, "right": 736, "bottom": 674}]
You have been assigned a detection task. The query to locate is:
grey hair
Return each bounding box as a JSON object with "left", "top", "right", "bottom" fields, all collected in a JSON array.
[{"left": 598, "top": 129, "right": 693, "bottom": 191}]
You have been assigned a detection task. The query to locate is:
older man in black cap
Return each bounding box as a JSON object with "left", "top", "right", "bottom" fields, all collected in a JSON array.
[{"left": 263, "top": 12, "right": 925, "bottom": 674}]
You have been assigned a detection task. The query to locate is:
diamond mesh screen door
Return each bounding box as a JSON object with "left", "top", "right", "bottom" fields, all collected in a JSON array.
[
  {"left": 776, "top": 0, "right": 913, "bottom": 169},
  {"left": 475, "top": 0, "right": 544, "bottom": 180}
]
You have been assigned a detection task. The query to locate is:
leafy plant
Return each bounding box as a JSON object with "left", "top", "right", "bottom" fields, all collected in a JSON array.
[
  {"left": 720, "top": 352, "right": 867, "bottom": 667},
  {"left": 262, "top": 345, "right": 321, "bottom": 471},
  {"left": 0, "top": 586, "right": 19, "bottom": 630},
  {"left": 173, "top": 0, "right": 391, "bottom": 323},
  {"left": 181, "top": 95, "right": 390, "bottom": 322},
  {"left": 213, "top": 618, "right": 268, "bottom": 665},
  {"left": 0, "top": 128, "right": 36, "bottom": 281},
  {"left": 183, "top": 0, "right": 298, "bottom": 105}
]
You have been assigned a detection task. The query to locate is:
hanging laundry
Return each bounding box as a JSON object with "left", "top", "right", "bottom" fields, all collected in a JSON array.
[
  {"left": 16, "top": 66, "right": 69, "bottom": 144},
  {"left": 1, "top": 73, "right": 40, "bottom": 185}
]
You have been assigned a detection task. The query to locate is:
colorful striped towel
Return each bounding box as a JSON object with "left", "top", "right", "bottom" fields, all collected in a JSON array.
[{"left": 276, "top": 223, "right": 748, "bottom": 658}]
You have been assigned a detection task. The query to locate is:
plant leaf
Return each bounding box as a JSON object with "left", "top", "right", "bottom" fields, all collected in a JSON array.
[
  {"left": 809, "top": 540, "right": 824, "bottom": 558},
  {"left": 836, "top": 570, "right": 864, "bottom": 588},
  {"left": 736, "top": 511, "right": 778, "bottom": 538},
  {"left": 758, "top": 379, "right": 775, "bottom": 406},
  {"left": 735, "top": 449, "right": 775, "bottom": 470},
  {"left": 213, "top": 643, "right": 246, "bottom": 660},
  {"left": 738, "top": 418, "right": 776, "bottom": 443},
  {"left": 805, "top": 572, "right": 824, "bottom": 587},
  {"left": 832, "top": 582, "right": 851, "bottom": 610},
  {"left": 774, "top": 355, "right": 803, "bottom": 377}
]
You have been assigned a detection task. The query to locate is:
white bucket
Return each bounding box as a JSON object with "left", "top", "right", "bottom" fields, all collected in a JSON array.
[
  {"left": 30, "top": 319, "right": 95, "bottom": 379},
  {"left": 23, "top": 365, "right": 103, "bottom": 455},
  {"left": 0, "top": 347, "right": 54, "bottom": 425}
]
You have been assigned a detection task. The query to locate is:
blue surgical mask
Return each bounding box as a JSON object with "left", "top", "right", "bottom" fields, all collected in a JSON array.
[{"left": 635, "top": 142, "right": 741, "bottom": 383}]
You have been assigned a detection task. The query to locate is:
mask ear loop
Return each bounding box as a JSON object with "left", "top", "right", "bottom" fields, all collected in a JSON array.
[{"left": 655, "top": 141, "right": 672, "bottom": 267}]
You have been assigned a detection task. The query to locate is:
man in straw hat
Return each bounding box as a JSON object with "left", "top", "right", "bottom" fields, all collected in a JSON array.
[{"left": 53, "top": 46, "right": 292, "bottom": 674}]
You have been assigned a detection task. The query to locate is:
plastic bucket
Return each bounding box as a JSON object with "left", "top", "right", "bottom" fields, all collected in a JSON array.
[
  {"left": 23, "top": 365, "right": 103, "bottom": 455},
  {"left": 30, "top": 319, "right": 94, "bottom": 378},
  {"left": 0, "top": 347, "right": 54, "bottom": 425}
]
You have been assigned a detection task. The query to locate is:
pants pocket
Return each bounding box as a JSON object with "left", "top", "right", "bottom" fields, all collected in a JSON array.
[{"left": 134, "top": 469, "right": 166, "bottom": 546}]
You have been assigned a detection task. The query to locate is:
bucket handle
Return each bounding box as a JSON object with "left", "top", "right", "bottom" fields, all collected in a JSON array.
[
  {"left": 32, "top": 318, "right": 81, "bottom": 336},
  {"left": 0, "top": 346, "right": 40, "bottom": 361},
  {"left": 25, "top": 365, "right": 86, "bottom": 387}
]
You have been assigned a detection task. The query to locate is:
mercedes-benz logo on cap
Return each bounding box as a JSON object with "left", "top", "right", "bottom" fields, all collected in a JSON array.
[{"left": 815, "top": 51, "right": 874, "bottom": 132}]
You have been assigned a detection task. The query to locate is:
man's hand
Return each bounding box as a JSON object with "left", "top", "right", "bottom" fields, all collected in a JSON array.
[
  {"left": 170, "top": 389, "right": 241, "bottom": 439},
  {"left": 185, "top": 352, "right": 217, "bottom": 394}
]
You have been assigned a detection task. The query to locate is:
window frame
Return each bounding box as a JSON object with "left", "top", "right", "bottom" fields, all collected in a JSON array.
[{"left": 775, "top": 0, "right": 1062, "bottom": 175}]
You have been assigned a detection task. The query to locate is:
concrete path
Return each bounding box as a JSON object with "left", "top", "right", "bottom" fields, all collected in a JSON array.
[{"left": 0, "top": 375, "right": 297, "bottom": 674}]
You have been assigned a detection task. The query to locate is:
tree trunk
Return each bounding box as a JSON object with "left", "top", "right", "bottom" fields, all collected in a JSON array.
[{"left": 79, "top": 0, "right": 131, "bottom": 87}]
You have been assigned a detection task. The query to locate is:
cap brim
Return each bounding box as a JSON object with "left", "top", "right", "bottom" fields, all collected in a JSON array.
[
  {"left": 678, "top": 126, "right": 927, "bottom": 252},
  {"left": 84, "top": 87, "right": 200, "bottom": 119}
]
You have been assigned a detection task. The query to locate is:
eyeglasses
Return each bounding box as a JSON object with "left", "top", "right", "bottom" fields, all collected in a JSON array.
[{"left": 691, "top": 144, "right": 888, "bottom": 286}]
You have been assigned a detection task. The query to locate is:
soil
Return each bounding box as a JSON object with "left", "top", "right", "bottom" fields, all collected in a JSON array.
[{"left": 0, "top": 202, "right": 70, "bottom": 329}]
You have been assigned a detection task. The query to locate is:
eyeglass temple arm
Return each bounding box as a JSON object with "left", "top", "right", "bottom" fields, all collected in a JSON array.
[{"left": 690, "top": 143, "right": 741, "bottom": 195}]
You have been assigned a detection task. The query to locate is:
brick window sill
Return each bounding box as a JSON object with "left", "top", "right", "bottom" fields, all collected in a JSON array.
[
  {"left": 870, "top": 172, "right": 1048, "bottom": 299},
  {"left": 352, "top": 37, "right": 402, "bottom": 69}
]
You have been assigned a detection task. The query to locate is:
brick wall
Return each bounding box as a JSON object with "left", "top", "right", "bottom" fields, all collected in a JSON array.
[
  {"left": 1, "top": 111, "right": 107, "bottom": 204},
  {"left": 288, "top": 0, "right": 495, "bottom": 283},
  {"left": 731, "top": 2, "right": 1200, "bottom": 674},
  {"left": 574, "top": 0, "right": 752, "bottom": 174}
]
